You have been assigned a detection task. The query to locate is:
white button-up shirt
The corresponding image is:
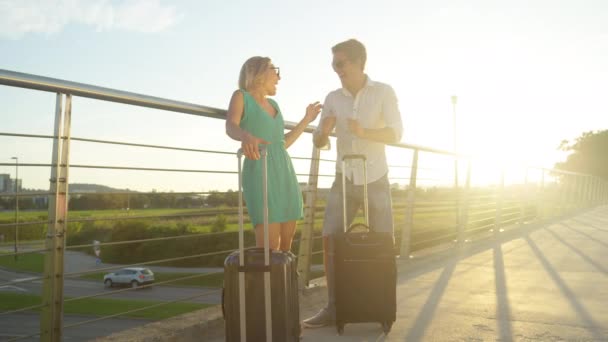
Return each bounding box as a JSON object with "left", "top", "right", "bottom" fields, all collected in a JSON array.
[{"left": 314, "top": 76, "right": 403, "bottom": 185}]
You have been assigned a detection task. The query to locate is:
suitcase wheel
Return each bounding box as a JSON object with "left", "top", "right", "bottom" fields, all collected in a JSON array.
[
  {"left": 381, "top": 321, "right": 392, "bottom": 334},
  {"left": 336, "top": 322, "right": 345, "bottom": 335}
]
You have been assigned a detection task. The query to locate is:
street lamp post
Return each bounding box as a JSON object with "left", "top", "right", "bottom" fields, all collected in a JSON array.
[
  {"left": 11, "top": 157, "right": 19, "bottom": 261},
  {"left": 451, "top": 96, "right": 460, "bottom": 242},
  {"left": 451, "top": 96, "right": 458, "bottom": 188}
]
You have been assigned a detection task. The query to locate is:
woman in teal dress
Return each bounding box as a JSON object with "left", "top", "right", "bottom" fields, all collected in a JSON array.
[{"left": 226, "top": 56, "right": 322, "bottom": 251}]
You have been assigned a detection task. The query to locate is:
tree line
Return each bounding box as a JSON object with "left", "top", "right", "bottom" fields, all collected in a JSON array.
[{"left": 0, "top": 190, "right": 241, "bottom": 211}]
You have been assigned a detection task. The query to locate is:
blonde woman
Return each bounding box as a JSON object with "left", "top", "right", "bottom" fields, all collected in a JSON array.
[{"left": 226, "top": 56, "right": 321, "bottom": 251}]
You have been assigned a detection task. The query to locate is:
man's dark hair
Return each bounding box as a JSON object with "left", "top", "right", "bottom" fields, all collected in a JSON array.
[{"left": 332, "top": 39, "right": 367, "bottom": 69}]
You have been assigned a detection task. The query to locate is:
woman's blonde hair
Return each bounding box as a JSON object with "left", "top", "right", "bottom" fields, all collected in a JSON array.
[{"left": 238, "top": 56, "right": 271, "bottom": 90}]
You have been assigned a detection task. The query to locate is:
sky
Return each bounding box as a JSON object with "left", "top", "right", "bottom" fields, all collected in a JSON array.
[{"left": 1, "top": 0, "right": 607, "bottom": 192}]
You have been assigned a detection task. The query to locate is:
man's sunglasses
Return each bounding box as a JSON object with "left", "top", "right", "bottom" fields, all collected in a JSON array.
[
  {"left": 270, "top": 66, "right": 280, "bottom": 77},
  {"left": 333, "top": 60, "right": 348, "bottom": 69}
]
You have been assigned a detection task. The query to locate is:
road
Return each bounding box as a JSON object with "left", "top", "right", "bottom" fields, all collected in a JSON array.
[{"left": 0, "top": 249, "right": 223, "bottom": 341}]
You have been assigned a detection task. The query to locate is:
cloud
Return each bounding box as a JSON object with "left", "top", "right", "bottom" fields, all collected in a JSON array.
[{"left": 0, "top": 0, "right": 182, "bottom": 39}]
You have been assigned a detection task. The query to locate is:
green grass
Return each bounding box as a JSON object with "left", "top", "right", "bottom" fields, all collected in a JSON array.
[
  {"left": 0, "top": 292, "right": 209, "bottom": 320},
  {"left": 0, "top": 251, "right": 45, "bottom": 273}
]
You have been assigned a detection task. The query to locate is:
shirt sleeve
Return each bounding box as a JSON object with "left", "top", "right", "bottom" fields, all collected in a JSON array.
[{"left": 382, "top": 85, "right": 403, "bottom": 142}]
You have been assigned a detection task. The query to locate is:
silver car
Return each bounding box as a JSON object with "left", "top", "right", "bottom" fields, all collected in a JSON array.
[{"left": 103, "top": 267, "right": 155, "bottom": 289}]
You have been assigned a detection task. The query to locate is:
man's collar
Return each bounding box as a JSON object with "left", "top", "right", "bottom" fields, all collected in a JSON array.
[{"left": 341, "top": 74, "right": 375, "bottom": 96}]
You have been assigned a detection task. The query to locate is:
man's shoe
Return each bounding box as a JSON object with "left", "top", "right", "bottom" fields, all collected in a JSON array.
[{"left": 301, "top": 307, "right": 335, "bottom": 328}]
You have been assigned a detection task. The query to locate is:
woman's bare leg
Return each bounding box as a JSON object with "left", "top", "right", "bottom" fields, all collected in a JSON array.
[
  {"left": 255, "top": 223, "right": 281, "bottom": 250},
  {"left": 279, "top": 221, "right": 297, "bottom": 252}
]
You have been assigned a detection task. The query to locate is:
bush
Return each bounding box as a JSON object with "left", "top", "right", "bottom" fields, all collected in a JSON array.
[{"left": 210, "top": 214, "right": 227, "bottom": 233}]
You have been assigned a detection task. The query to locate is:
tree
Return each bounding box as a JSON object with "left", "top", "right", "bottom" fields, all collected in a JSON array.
[{"left": 555, "top": 130, "right": 608, "bottom": 180}]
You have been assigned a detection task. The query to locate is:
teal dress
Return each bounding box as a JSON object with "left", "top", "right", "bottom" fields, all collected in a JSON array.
[{"left": 239, "top": 90, "right": 303, "bottom": 226}]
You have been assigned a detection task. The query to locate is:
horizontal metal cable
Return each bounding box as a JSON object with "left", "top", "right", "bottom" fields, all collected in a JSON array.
[
  {"left": 414, "top": 211, "right": 458, "bottom": 218},
  {"left": 0, "top": 247, "right": 50, "bottom": 258},
  {"left": 6, "top": 331, "right": 42, "bottom": 342},
  {"left": 500, "top": 205, "right": 522, "bottom": 212},
  {"left": 499, "top": 217, "right": 520, "bottom": 225},
  {"left": 414, "top": 200, "right": 460, "bottom": 205},
  {"left": 67, "top": 164, "right": 336, "bottom": 178},
  {"left": 63, "top": 248, "right": 239, "bottom": 277},
  {"left": 68, "top": 190, "right": 208, "bottom": 196},
  {"left": 0, "top": 220, "right": 49, "bottom": 228},
  {"left": 71, "top": 136, "right": 236, "bottom": 155},
  {"left": 414, "top": 206, "right": 458, "bottom": 214},
  {"left": 466, "top": 217, "right": 495, "bottom": 226},
  {"left": 0, "top": 131, "right": 54, "bottom": 140},
  {"left": 0, "top": 162, "right": 51, "bottom": 168},
  {"left": 411, "top": 225, "right": 458, "bottom": 236},
  {"left": 467, "top": 194, "right": 498, "bottom": 200},
  {"left": 69, "top": 164, "right": 237, "bottom": 174},
  {"left": 467, "top": 208, "right": 498, "bottom": 217},
  {"left": 0, "top": 192, "right": 53, "bottom": 197},
  {"left": 0, "top": 303, "right": 48, "bottom": 316},
  {"left": 411, "top": 230, "right": 458, "bottom": 247},
  {"left": 464, "top": 223, "right": 494, "bottom": 234},
  {"left": 64, "top": 210, "right": 245, "bottom": 224},
  {"left": 0, "top": 275, "right": 49, "bottom": 288},
  {"left": 66, "top": 230, "right": 242, "bottom": 250},
  {"left": 62, "top": 289, "right": 222, "bottom": 331},
  {"left": 388, "top": 164, "right": 413, "bottom": 169},
  {"left": 65, "top": 271, "right": 224, "bottom": 303}
]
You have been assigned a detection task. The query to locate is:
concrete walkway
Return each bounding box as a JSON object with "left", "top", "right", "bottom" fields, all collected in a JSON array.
[{"left": 300, "top": 206, "right": 608, "bottom": 341}]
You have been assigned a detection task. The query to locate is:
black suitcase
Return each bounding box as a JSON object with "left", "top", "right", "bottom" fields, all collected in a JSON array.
[
  {"left": 332, "top": 154, "right": 397, "bottom": 335},
  {"left": 222, "top": 147, "right": 301, "bottom": 342}
]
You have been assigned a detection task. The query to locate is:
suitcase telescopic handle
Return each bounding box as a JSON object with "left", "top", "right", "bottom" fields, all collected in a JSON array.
[
  {"left": 341, "top": 154, "right": 370, "bottom": 232},
  {"left": 236, "top": 146, "right": 269, "bottom": 265},
  {"left": 346, "top": 222, "right": 370, "bottom": 233},
  {"left": 236, "top": 146, "right": 272, "bottom": 342}
]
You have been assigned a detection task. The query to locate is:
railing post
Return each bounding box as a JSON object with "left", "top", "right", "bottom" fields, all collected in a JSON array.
[
  {"left": 573, "top": 174, "right": 580, "bottom": 209},
  {"left": 537, "top": 169, "right": 545, "bottom": 220},
  {"left": 454, "top": 155, "right": 460, "bottom": 243},
  {"left": 400, "top": 149, "right": 418, "bottom": 259},
  {"left": 519, "top": 167, "right": 529, "bottom": 225},
  {"left": 41, "top": 94, "right": 72, "bottom": 342},
  {"left": 494, "top": 168, "right": 505, "bottom": 235},
  {"left": 579, "top": 175, "right": 586, "bottom": 208},
  {"left": 296, "top": 146, "right": 321, "bottom": 288},
  {"left": 589, "top": 176, "right": 599, "bottom": 206},
  {"left": 600, "top": 179, "right": 604, "bottom": 204},
  {"left": 558, "top": 174, "right": 566, "bottom": 217},
  {"left": 457, "top": 160, "right": 471, "bottom": 243}
]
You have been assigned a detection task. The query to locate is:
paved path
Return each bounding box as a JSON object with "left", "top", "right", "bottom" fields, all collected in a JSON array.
[{"left": 299, "top": 206, "right": 608, "bottom": 341}]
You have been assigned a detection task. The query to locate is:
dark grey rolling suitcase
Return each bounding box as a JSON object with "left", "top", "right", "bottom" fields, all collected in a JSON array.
[
  {"left": 222, "top": 147, "right": 301, "bottom": 342},
  {"left": 332, "top": 155, "right": 397, "bottom": 335}
]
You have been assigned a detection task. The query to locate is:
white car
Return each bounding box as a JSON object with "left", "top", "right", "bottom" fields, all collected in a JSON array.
[{"left": 103, "top": 267, "right": 155, "bottom": 289}]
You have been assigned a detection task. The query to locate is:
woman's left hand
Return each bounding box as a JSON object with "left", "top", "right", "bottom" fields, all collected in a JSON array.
[{"left": 304, "top": 102, "right": 322, "bottom": 123}]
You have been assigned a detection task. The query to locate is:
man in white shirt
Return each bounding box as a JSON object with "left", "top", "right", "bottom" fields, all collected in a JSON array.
[{"left": 303, "top": 39, "right": 403, "bottom": 328}]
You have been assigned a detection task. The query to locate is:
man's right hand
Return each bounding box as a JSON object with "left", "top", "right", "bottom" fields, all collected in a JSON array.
[{"left": 313, "top": 116, "right": 336, "bottom": 148}]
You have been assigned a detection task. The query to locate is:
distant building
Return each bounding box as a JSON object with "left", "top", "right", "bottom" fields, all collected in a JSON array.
[
  {"left": 0, "top": 174, "right": 10, "bottom": 192},
  {"left": 0, "top": 174, "right": 22, "bottom": 193}
]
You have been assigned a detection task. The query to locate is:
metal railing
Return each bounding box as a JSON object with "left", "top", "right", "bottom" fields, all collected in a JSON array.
[{"left": 1, "top": 68, "right": 608, "bottom": 341}]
